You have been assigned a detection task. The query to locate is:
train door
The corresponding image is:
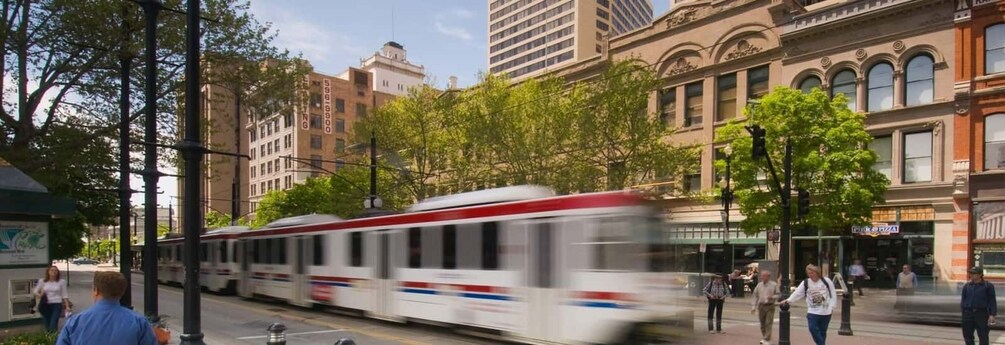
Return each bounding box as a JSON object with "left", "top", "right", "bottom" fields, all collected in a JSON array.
[
  {"left": 239, "top": 239, "right": 251, "bottom": 297},
  {"left": 372, "top": 230, "right": 398, "bottom": 320},
  {"left": 522, "top": 218, "right": 561, "bottom": 342},
  {"left": 292, "top": 236, "right": 307, "bottom": 306}
]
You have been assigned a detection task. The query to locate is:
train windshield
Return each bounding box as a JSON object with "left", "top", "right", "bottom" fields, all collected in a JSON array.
[{"left": 573, "top": 214, "right": 669, "bottom": 273}]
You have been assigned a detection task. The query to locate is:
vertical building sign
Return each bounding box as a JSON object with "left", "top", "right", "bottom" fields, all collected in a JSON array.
[{"left": 323, "top": 79, "right": 333, "bottom": 134}]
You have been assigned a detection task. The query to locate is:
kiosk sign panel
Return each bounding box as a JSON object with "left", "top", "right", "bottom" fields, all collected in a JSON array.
[{"left": 0, "top": 221, "right": 48, "bottom": 266}]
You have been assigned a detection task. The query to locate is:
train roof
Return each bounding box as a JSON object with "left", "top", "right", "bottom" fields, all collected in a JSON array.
[
  {"left": 204, "top": 225, "right": 251, "bottom": 235},
  {"left": 263, "top": 214, "right": 343, "bottom": 228},
  {"left": 406, "top": 185, "right": 555, "bottom": 212},
  {"left": 241, "top": 190, "right": 648, "bottom": 238}
]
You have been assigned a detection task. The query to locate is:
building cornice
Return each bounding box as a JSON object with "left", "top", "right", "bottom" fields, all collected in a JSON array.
[{"left": 781, "top": 0, "right": 953, "bottom": 43}]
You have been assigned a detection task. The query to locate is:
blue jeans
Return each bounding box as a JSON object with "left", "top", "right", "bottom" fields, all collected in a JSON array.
[
  {"left": 42, "top": 303, "right": 62, "bottom": 332},
  {"left": 806, "top": 313, "right": 831, "bottom": 345}
]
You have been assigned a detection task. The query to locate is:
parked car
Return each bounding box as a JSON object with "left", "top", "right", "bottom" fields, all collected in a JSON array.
[{"left": 72, "top": 258, "right": 98, "bottom": 265}]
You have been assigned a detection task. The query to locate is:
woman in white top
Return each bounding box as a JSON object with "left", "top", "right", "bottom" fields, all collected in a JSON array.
[
  {"left": 34, "top": 265, "right": 70, "bottom": 332},
  {"left": 780, "top": 264, "right": 837, "bottom": 345}
]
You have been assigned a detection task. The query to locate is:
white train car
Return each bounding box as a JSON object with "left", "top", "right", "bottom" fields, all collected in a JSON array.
[
  {"left": 236, "top": 186, "right": 689, "bottom": 344},
  {"left": 157, "top": 234, "right": 185, "bottom": 285},
  {"left": 236, "top": 215, "right": 342, "bottom": 304},
  {"left": 198, "top": 226, "right": 250, "bottom": 293}
]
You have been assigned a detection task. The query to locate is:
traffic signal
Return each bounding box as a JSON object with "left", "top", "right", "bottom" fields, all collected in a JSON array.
[
  {"left": 797, "top": 188, "right": 810, "bottom": 218},
  {"left": 750, "top": 125, "right": 767, "bottom": 159}
]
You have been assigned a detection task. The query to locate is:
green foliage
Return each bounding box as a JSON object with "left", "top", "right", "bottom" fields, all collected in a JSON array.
[
  {"left": 157, "top": 223, "right": 171, "bottom": 238},
  {"left": 715, "top": 87, "right": 888, "bottom": 235},
  {"left": 0, "top": 330, "right": 57, "bottom": 345},
  {"left": 358, "top": 60, "right": 696, "bottom": 198},
  {"left": 49, "top": 215, "right": 87, "bottom": 261},
  {"left": 251, "top": 162, "right": 411, "bottom": 228}
]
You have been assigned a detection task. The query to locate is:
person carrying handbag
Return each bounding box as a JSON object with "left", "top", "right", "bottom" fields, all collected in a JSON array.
[
  {"left": 34, "top": 265, "right": 71, "bottom": 332},
  {"left": 703, "top": 274, "right": 731, "bottom": 334}
]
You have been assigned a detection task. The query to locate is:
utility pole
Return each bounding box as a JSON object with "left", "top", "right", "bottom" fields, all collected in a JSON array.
[
  {"left": 231, "top": 93, "right": 242, "bottom": 226},
  {"left": 138, "top": 0, "right": 161, "bottom": 319},
  {"left": 370, "top": 132, "right": 377, "bottom": 208},
  {"left": 169, "top": 202, "right": 174, "bottom": 233},
  {"left": 117, "top": 2, "right": 134, "bottom": 309},
  {"left": 179, "top": 0, "right": 206, "bottom": 342}
]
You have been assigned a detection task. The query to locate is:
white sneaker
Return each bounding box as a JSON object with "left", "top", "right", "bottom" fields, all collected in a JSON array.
[
  {"left": 760, "top": 340, "right": 771, "bottom": 345},
  {"left": 709, "top": 330, "right": 716, "bottom": 334}
]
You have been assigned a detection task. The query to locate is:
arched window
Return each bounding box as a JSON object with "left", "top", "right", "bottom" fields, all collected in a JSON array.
[
  {"left": 867, "top": 63, "right": 894, "bottom": 112},
  {"left": 799, "top": 76, "right": 822, "bottom": 94},
  {"left": 906, "top": 55, "right": 935, "bottom": 106},
  {"left": 831, "top": 70, "right": 857, "bottom": 111},
  {"left": 986, "top": 24, "right": 1005, "bottom": 74},
  {"left": 987, "top": 114, "right": 1005, "bottom": 169}
]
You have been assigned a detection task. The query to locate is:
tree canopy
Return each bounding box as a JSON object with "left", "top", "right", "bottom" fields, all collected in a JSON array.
[
  {"left": 356, "top": 59, "right": 698, "bottom": 201},
  {"left": 715, "top": 87, "right": 888, "bottom": 235}
]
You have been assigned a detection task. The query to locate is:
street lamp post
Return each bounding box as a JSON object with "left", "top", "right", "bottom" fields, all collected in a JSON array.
[
  {"left": 721, "top": 145, "right": 733, "bottom": 244},
  {"left": 138, "top": 0, "right": 162, "bottom": 319},
  {"left": 179, "top": 0, "right": 206, "bottom": 343},
  {"left": 117, "top": 3, "right": 135, "bottom": 308}
]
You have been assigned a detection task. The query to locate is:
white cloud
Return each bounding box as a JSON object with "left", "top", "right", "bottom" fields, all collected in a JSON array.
[
  {"left": 249, "top": 2, "right": 364, "bottom": 66},
  {"left": 451, "top": 8, "right": 474, "bottom": 18},
  {"left": 434, "top": 21, "right": 473, "bottom": 41}
]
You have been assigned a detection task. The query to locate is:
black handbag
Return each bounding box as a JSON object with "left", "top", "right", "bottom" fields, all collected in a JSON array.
[{"left": 38, "top": 294, "right": 50, "bottom": 316}]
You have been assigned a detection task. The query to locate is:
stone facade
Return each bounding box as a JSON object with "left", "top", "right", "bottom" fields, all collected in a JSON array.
[{"left": 550, "top": 0, "right": 963, "bottom": 287}]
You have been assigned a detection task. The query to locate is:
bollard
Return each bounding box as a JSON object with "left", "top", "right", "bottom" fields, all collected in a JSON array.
[
  {"left": 334, "top": 338, "right": 356, "bottom": 345},
  {"left": 266, "top": 323, "right": 287, "bottom": 345},
  {"left": 838, "top": 290, "right": 853, "bottom": 336}
]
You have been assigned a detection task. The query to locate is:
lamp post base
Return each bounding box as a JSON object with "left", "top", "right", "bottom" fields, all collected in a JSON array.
[
  {"left": 839, "top": 291, "right": 854, "bottom": 336},
  {"left": 179, "top": 333, "right": 205, "bottom": 345}
]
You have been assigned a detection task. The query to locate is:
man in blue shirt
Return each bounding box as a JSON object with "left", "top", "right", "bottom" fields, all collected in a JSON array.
[
  {"left": 961, "top": 267, "right": 997, "bottom": 345},
  {"left": 57, "top": 271, "right": 156, "bottom": 345}
]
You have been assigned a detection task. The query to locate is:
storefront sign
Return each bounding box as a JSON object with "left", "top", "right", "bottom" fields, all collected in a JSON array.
[
  {"left": 322, "top": 79, "right": 332, "bottom": 134},
  {"left": 852, "top": 224, "right": 900, "bottom": 237},
  {"left": 0, "top": 221, "right": 49, "bottom": 266}
]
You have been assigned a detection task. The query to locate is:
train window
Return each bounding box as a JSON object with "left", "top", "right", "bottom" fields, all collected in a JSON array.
[
  {"left": 200, "top": 244, "right": 208, "bottom": 263},
  {"left": 175, "top": 245, "right": 182, "bottom": 261},
  {"left": 482, "top": 222, "right": 500, "bottom": 270},
  {"left": 350, "top": 232, "right": 363, "bottom": 267},
  {"left": 422, "top": 226, "right": 442, "bottom": 268},
  {"left": 278, "top": 238, "right": 287, "bottom": 265},
  {"left": 312, "top": 235, "right": 325, "bottom": 266},
  {"left": 443, "top": 225, "right": 457, "bottom": 269},
  {"left": 646, "top": 218, "right": 670, "bottom": 272},
  {"left": 265, "top": 239, "right": 273, "bottom": 264},
  {"left": 591, "top": 217, "right": 643, "bottom": 271},
  {"left": 408, "top": 227, "right": 421, "bottom": 268},
  {"left": 457, "top": 223, "right": 481, "bottom": 269},
  {"left": 266, "top": 239, "right": 276, "bottom": 264},
  {"left": 219, "top": 243, "right": 229, "bottom": 265}
]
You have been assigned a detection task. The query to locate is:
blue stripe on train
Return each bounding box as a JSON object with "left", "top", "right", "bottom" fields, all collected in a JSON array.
[
  {"left": 310, "top": 281, "right": 351, "bottom": 288},
  {"left": 460, "top": 292, "right": 511, "bottom": 301},
  {"left": 399, "top": 288, "right": 438, "bottom": 295},
  {"left": 574, "top": 301, "right": 630, "bottom": 309}
]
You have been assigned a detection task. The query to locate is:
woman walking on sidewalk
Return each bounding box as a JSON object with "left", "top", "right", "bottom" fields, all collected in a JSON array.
[
  {"left": 751, "top": 270, "right": 778, "bottom": 345},
  {"left": 780, "top": 264, "right": 837, "bottom": 345},
  {"left": 704, "top": 274, "right": 731, "bottom": 334},
  {"left": 35, "top": 265, "right": 71, "bottom": 332}
]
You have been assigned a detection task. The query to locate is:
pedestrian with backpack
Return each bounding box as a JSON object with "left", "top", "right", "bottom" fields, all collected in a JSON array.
[
  {"left": 703, "top": 274, "right": 731, "bottom": 334},
  {"left": 780, "top": 264, "right": 837, "bottom": 345}
]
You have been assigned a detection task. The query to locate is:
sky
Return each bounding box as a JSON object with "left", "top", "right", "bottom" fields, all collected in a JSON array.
[{"left": 149, "top": 0, "right": 672, "bottom": 209}]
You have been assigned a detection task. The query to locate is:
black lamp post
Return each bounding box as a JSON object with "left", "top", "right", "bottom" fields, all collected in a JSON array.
[
  {"left": 179, "top": 0, "right": 205, "bottom": 342},
  {"left": 138, "top": 0, "right": 162, "bottom": 319}
]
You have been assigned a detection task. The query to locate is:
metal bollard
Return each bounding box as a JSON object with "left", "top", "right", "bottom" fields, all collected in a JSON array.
[
  {"left": 266, "top": 323, "right": 287, "bottom": 345},
  {"left": 838, "top": 290, "right": 853, "bottom": 336},
  {"left": 334, "top": 338, "right": 356, "bottom": 345}
]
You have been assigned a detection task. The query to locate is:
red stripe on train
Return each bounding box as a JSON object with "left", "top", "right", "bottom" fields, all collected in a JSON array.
[{"left": 573, "top": 291, "right": 635, "bottom": 301}]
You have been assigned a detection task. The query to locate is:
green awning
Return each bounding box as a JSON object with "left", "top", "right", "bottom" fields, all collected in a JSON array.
[{"left": 0, "top": 158, "right": 75, "bottom": 216}]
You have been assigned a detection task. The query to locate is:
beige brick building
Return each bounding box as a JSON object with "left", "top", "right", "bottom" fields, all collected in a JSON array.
[{"left": 551, "top": 0, "right": 961, "bottom": 288}]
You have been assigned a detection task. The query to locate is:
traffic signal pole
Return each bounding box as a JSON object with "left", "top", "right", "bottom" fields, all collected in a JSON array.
[{"left": 746, "top": 124, "right": 794, "bottom": 345}]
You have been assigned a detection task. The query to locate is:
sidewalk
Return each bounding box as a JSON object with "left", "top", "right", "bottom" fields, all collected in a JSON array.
[{"left": 691, "top": 323, "right": 952, "bottom": 345}]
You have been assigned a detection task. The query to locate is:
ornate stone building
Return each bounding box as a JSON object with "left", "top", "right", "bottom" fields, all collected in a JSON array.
[
  {"left": 551, "top": 0, "right": 962, "bottom": 288},
  {"left": 953, "top": 0, "right": 1005, "bottom": 281},
  {"left": 781, "top": 0, "right": 958, "bottom": 287}
]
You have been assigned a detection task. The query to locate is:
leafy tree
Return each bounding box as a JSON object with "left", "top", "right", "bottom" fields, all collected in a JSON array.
[
  {"left": 49, "top": 215, "right": 87, "bottom": 261},
  {"left": 204, "top": 210, "right": 249, "bottom": 228},
  {"left": 569, "top": 60, "right": 698, "bottom": 193},
  {"left": 715, "top": 87, "right": 888, "bottom": 235},
  {"left": 251, "top": 161, "right": 411, "bottom": 227},
  {"left": 357, "top": 85, "right": 459, "bottom": 201}
]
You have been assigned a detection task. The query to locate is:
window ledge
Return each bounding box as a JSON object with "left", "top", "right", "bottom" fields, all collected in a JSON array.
[
  {"left": 975, "top": 72, "right": 1005, "bottom": 82},
  {"left": 675, "top": 125, "right": 704, "bottom": 133},
  {"left": 973, "top": 169, "right": 1005, "bottom": 176}
]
